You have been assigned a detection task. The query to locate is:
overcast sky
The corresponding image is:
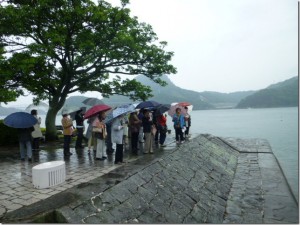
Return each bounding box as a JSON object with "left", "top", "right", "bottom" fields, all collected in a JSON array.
[
  {"left": 126, "top": 0, "right": 298, "bottom": 93},
  {"left": 5, "top": 0, "right": 298, "bottom": 107}
]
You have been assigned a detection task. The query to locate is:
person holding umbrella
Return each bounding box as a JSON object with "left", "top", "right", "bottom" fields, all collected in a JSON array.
[
  {"left": 111, "top": 114, "right": 126, "bottom": 164},
  {"left": 172, "top": 108, "right": 185, "bottom": 144},
  {"left": 75, "top": 108, "right": 85, "bottom": 148},
  {"left": 93, "top": 111, "right": 108, "bottom": 160},
  {"left": 61, "top": 112, "right": 74, "bottom": 156},
  {"left": 155, "top": 113, "right": 168, "bottom": 147},
  {"left": 86, "top": 116, "right": 97, "bottom": 154},
  {"left": 31, "top": 109, "right": 43, "bottom": 151},
  {"left": 128, "top": 111, "right": 141, "bottom": 155},
  {"left": 4, "top": 112, "right": 38, "bottom": 161},
  {"left": 184, "top": 106, "right": 191, "bottom": 138},
  {"left": 142, "top": 110, "right": 154, "bottom": 154},
  {"left": 18, "top": 127, "right": 34, "bottom": 161}
]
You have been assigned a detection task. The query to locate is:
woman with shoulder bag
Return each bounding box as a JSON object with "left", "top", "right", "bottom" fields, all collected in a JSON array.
[{"left": 93, "top": 111, "right": 107, "bottom": 160}]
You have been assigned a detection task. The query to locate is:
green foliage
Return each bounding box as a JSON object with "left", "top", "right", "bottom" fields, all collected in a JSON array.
[
  {"left": 0, "top": 0, "right": 176, "bottom": 104},
  {"left": 0, "top": 0, "right": 176, "bottom": 139},
  {"left": 0, "top": 46, "right": 24, "bottom": 103},
  {"left": 0, "top": 120, "right": 19, "bottom": 146}
]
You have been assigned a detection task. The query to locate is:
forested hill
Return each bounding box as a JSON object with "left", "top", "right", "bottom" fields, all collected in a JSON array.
[
  {"left": 102, "top": 75, "right": 254, "bottom": 110},
  {"left": 236, "top": 76, "right": 298, "bottom": 108}
]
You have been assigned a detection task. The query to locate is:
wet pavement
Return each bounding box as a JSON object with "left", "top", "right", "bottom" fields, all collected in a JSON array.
[
  {"left": 0, "top": 132, "right": 181, "bottom": 220},
  {"left": 0, "top": 133, "right": 298, "bottom": 223}
]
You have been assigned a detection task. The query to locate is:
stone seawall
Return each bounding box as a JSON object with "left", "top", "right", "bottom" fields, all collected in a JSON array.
[{"left": 63, "top": 134, "right": 298, "bottom": 223}]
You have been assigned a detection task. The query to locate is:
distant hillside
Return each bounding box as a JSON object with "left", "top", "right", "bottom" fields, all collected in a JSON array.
[
  {"left": 198, "top": 91, "right": 255, "bottom": 109},
  {"left": 0, "top": 106, "right": 23, "bottom": 116},
  {"left": 102, "top": 75, "right": 214, "bottom": 110},
  {"left": 236, "top": 76, "right": 298, "bottom": 108},
  {"left": 102, "top": 75, "right": 255, "bottom": 109}
]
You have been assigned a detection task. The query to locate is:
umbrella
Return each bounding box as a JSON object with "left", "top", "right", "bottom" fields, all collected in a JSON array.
[
  {"left": 167, "top": 104, "right": 188, "bottom": 117},
  {"left": 105, "top": 104, "right": 135, "bottom": 123},
  {"left": 82, "top": 98, "right": 104, "bottom": 106},
  {"left": 177, "top": 102, "right": 191, "bottom": 107},
  {"left": 84, "top": 104, "right": 112, "bottom": 120},
  {"left": 4, "top": 112, "right": 38, "bottom": 128},
  {"left": 135, "top": 100, "right": 160, "bottom": 109},
  {"left": 154, "top": 104, "right": 171, "bottom": 116},
  {"left": 68, "top": 107, "right": 86, "bottom": 120}
]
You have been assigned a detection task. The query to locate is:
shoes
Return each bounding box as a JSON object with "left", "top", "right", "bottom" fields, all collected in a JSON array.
[
  {"left": 139, "top": 141, "right": 144, "bottom": 143},
  {"left": 64, "top": 153, "right": 73, "bottom": 156},
  {"left": 102, "top": 156, "right": 107, "bottom": 159},
  {"left": 160, "top": 144, "right": 166, "bottom": 147},
  {"left": 176, "top": 141, "right": 179, "bottom": 144},
  {"left": 96, "top": 158, "right": 104, "bottom": 161},
  {"left": 181, "top": 141, "right": 185, "bottom": 144},
  {"left": 21, "top": 158, "right": 25, "bottom": 161},
  {"left": 28, "top": 158, "right": 32, "bottom": 162},
  {"left": 143, "top": 152, "right": 148, "bottom": 154},
  {"left": 149, "top": 152, "right": 154, "bottom": 154}
]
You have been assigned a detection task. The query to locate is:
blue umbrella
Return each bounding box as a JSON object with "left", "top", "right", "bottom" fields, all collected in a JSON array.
[
  {"left": 105, "top": 104, "right": 135, "bottom": 124},
  {"left": 135, "top": 100, "right": 160, "bottom": 109},
  {"left": 4, "top": 112, "right": 38, "bottom": 128}
]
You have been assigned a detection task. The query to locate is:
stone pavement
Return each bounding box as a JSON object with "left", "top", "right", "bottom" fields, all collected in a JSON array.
[
  {"left": 0, "top": 134, "right": 298, "bottom": 223},
  {"left": 0, "top": 132, "right": 180, "bottom": 221}
]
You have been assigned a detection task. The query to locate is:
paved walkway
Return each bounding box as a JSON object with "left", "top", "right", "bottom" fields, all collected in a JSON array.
[{"left": 0, "top": 133, "right": 181, "bottom": 219}]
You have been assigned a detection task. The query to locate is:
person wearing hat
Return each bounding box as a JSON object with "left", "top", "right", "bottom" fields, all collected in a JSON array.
[{"left": 61, "top": 112, "right": 73, "bottom": 156}]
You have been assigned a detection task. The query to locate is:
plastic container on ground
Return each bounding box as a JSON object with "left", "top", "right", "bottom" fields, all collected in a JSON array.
[{"left": 32, "top": 161, "right": 66, "bottom": 189}]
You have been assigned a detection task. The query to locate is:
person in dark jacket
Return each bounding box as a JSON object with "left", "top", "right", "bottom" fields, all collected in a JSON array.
[
  {"left": 18, "top": 127, "right": 34, "bottom": 161},
  {"left": 129, "top": 111, "right": 141, "bottom": 155},
  {"left": 75, "top": 109, "right": 85, "bottom": 148},
  {"left": 184, "top": 106, "right": 191, "bottom": 138}
]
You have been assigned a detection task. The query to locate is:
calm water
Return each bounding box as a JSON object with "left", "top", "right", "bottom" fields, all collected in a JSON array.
[
  {"left": 1, "top": 107, "right": 298, "bottom": 201},
  {"left": 177, "top": 107, "right": 298, "bottom": 201}
]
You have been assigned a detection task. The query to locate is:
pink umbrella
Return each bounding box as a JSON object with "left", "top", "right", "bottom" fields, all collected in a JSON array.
[
  {"left": 83, "top": 104, "right": 112, "bottom": 119},
  {"left": 168, "top": 104, "right": 187, "bottom": 117},
  {"left": 177, "top": 102, "right": 191, "bottom": 107}
]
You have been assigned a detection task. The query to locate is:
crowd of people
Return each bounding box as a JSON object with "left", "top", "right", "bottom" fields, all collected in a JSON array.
[{"left": 17, "top": 104, "right": 192, "bottom": 164}]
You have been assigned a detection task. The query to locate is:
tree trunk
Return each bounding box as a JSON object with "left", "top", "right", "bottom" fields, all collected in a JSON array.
[
  {"left": 45, "top": 106, "right": 60, "bottom": 141},
  {"left": 45, "top": 91, "right": 68, "bottom": 141}
]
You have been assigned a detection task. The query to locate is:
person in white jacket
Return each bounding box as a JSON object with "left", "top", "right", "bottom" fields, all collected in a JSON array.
[
  {"left": 31, "top": 109, "right": 43, "bottom": 150},
  {"left": 111, "top": 115, "right": 125, "bottom": 164}
]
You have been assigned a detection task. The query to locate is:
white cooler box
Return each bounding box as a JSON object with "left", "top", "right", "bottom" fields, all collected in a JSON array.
[{"left": 32, "top": 161, "right": 66, "bottom": 189}]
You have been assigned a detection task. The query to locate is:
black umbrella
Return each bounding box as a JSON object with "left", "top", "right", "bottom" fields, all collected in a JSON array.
[
  {"left": 135, "top": 100, "right": 160, "bottom": 109},
  {"left": 82, "top": 98, "right": 104, "bottom": 106},
  {"left": 154, "top": 104, "right": 171, "bottom": 116}
]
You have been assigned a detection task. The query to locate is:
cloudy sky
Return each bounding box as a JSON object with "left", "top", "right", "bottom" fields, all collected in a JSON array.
[
  {"left": 126, "top": 0, "right": 298, "bottom": 93},
  {"left": 6, "top": 0, "right": 298, "bottom": 107}
]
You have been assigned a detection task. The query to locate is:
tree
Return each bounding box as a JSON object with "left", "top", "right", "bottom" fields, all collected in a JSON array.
[
  {"left": 0, "top": 0, "right": 177, "bottom": 140},
  {"left": 0, "top": 46, "right": 24, "bottom": 103}
]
